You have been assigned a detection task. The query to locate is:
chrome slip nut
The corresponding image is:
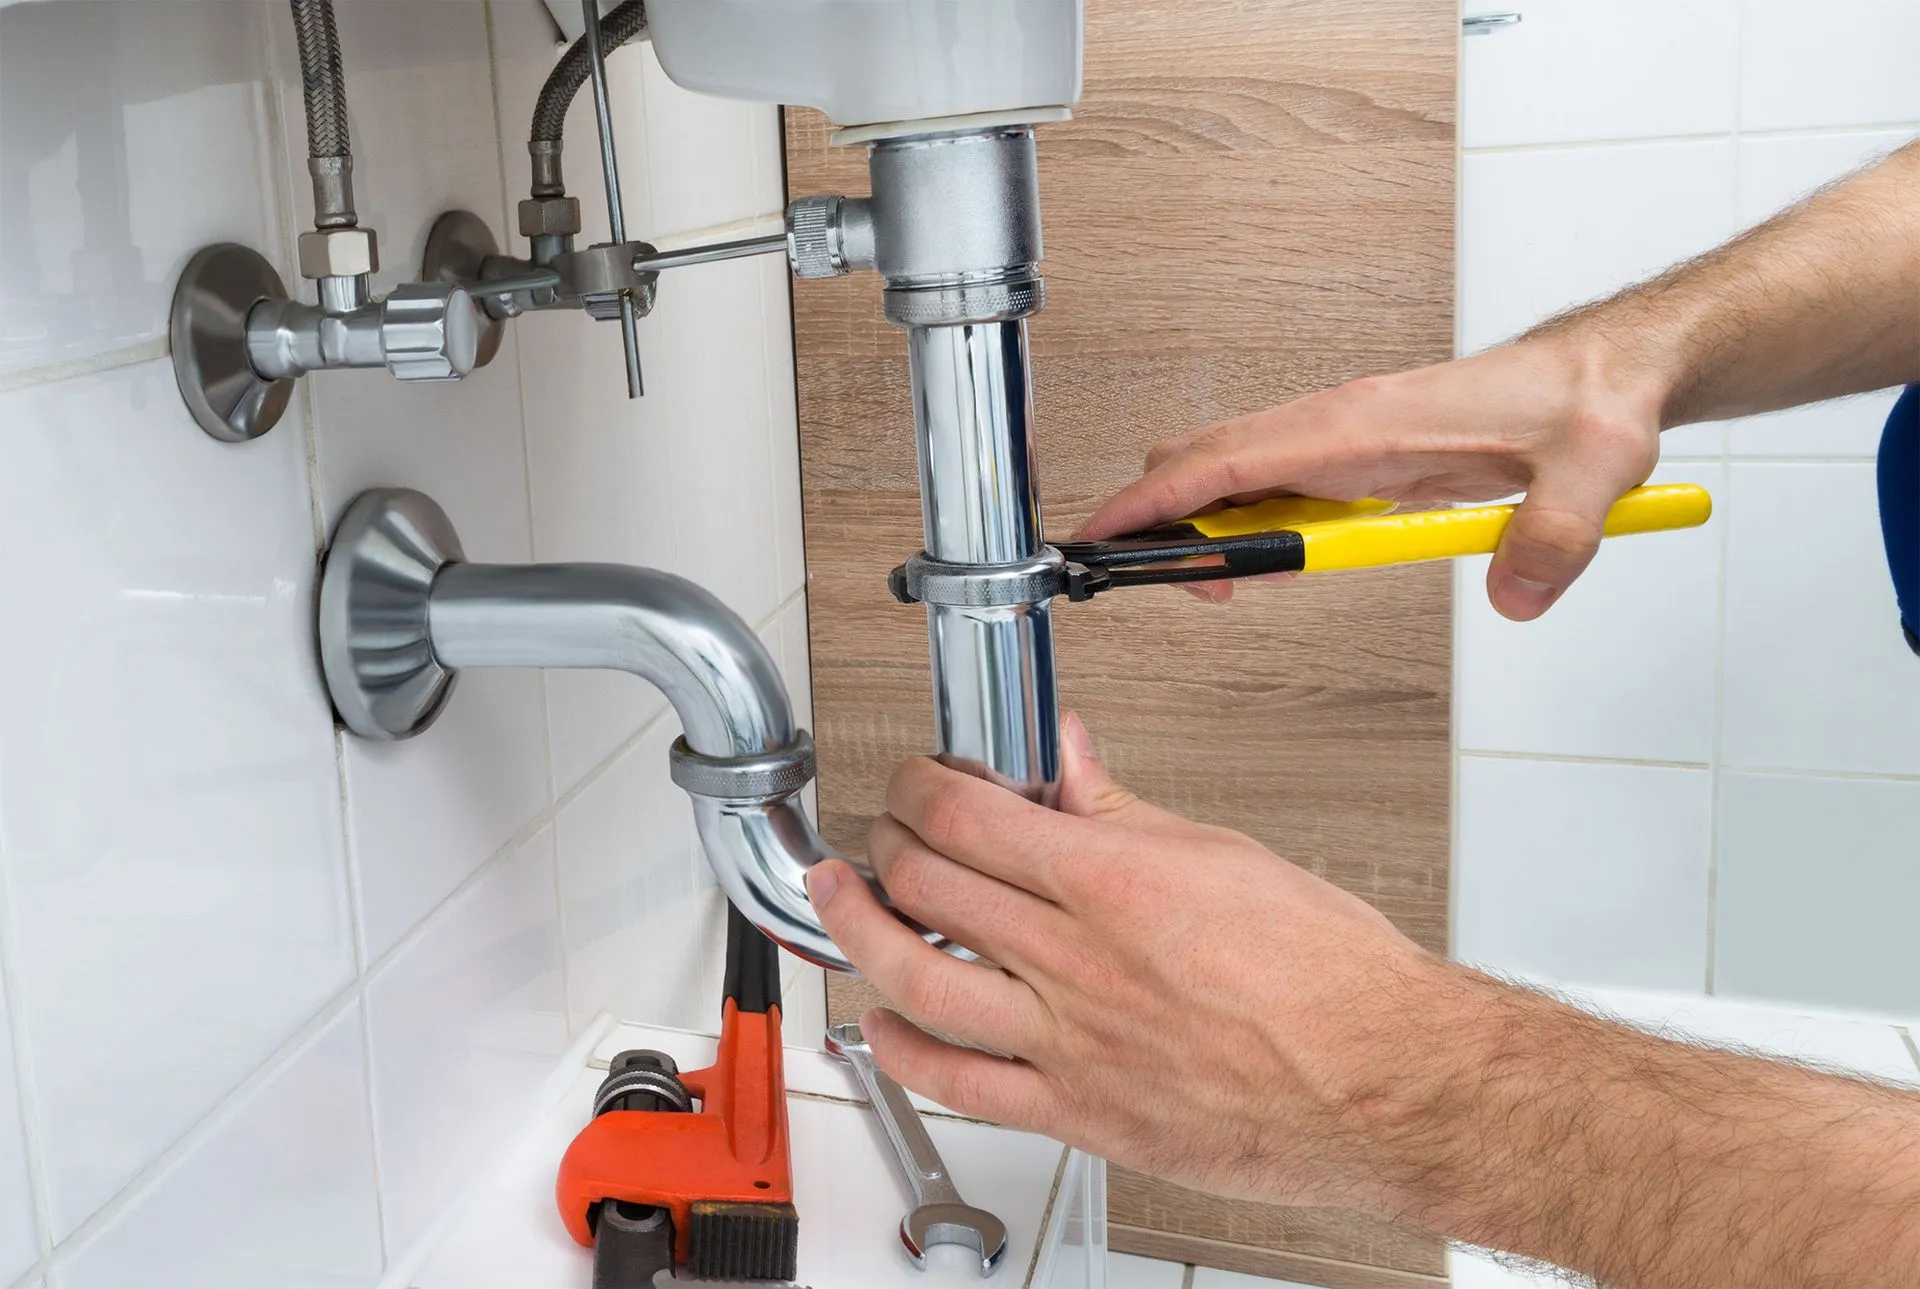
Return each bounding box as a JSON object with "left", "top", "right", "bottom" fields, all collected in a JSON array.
[
  {"left": 381, "top": 284, "right": 481, "bottom": 383},
  {"left": 296, "top": 226, "right": 379, "bottom": 280}
]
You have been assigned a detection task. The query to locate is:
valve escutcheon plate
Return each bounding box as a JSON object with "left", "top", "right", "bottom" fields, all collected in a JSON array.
[{"left": 169, "top": 243, "right": 294, "bottom": 442}]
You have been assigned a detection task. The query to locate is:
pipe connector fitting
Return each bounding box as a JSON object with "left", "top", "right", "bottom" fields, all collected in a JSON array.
[
  {"left": 518, "top": 194, "right": 582, "bottom": 240},
  {"left": 670, "top": 731, "right": 817, "bottom": 801},
  {"left": 786, "top": 195, "right": 875, "bottom": 280},
  {"left": 297, "top": 225, "right": 379, "bottom": 280}
]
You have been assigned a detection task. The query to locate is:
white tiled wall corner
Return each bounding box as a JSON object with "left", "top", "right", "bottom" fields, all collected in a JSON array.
[
  {"left": 1716, "top": 773, "right": 1920, "bottom": 1017},
  {"left": 279, "top": 0, "right": 555, "bottom": 963},
  {"left": 1455, "top": 0, "right": 1920, "bottom": 1014},
  {"left": 1454, "top": 757, "right": 1713, "bottom": 990},
  {"left": 0, "top": 984, "right": 38, "bottom": 1286},
  {"left": 1461, "top": 0, "right": 1737, "bottom": 149},
  {"left": 365, "top": 828, "right": 569, "bottom": 1257},
  {"left": 1721, "top": 463, "right": 1920, "bottom": 776},
  {"left": 0, "top": 0, "right": 814, "bottom": 1279},
  {"left": 1457, "top": 140, "right": 1740, "bottom": 351},
  {"left": 1740, "top": 0, "right": 1920, "bottom": 132},
  {"left": 0, "top": 0, "right": 281, "bottom": 381},
  {"left": 57, "top": 1006, "right": 384, "bottom": 1289},
  {"left": 552, "top": 720, "right": 725, "bottom": 1036},
  {"left": 1456, "top": 463, "right": 1725, "bottom": 764},
  {"left": 0, "top": 362, "right": 356, "bottom": 1237}
]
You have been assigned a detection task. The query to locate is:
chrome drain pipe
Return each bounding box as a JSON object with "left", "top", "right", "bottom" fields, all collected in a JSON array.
[
  {"left": 908, "top": 318, "right": 1061, "bottom": 803},
  {"left": 869, "top": 124, "right": 1063, "bottom": 804},
  {"left": 316, "top": 487, "right": 929, "bottom": 972}
]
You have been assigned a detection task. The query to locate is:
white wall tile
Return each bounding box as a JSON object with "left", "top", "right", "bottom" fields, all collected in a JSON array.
[
  {"left": 551, "top": 723, "right": 729, "bottom": 1035},
  {"left": 0, "top": 0, "right": 283, "bottom": 379},
  {"left": 658, "top": 254, "right": 785, "bottom": 629},
  {"left": 1583, "top": 984, "right": 1920, "bottom": 1082},
  {"left": 1458, "top": 141, "right": 1737, "bottom": 458},
  {"left": 636, "top": 45, "right": 786, "bottom": 238},
  {"left": 763, "top": 265, "right": 807, "bottom": 602},
  {"left": 1716, "top": 772, "right": 1920, "bottom": 1018},
  {"left": 1741, "top": 0, "right": 1920, "bottom": 132},
  {"left": 1722, "top": 464, "right": 1920, "bottom": 775},
  {"left": 0, "top": 362, "right": 355, "bottom": 1237},
  {"left": 1459, "top": 141, "right": 1740, "bottom": 355},
  {"left": 283, "top": 1, "right": 553, "bottom": 959},
  {"left": 60, "top": 1006, "right": 383, "bottom": 1289},
  {"left": 1190, "top": 1267, "right": 1316, "bottom": 1289},
  {"left": 1729, "top": 130, "right": 1916, "bottom": 458},
  {"left": 1456, "top": 463, "right": 1724, "bottom": 763},
  {"left": 1106, "top": 1252, "right": 1187, "bottom": 1289},
  {"left": 1455, "top": 757, "right": 1713, "bottom": 991},
  {"left": 365, "top": 828, "right": 568, "bottom": 1260},
  {"left": 1461, "top": 0, "right": 1737, "bottom": 149},
  {"left": 0, "top": 980, "right": 38, "bottom": 1286}
]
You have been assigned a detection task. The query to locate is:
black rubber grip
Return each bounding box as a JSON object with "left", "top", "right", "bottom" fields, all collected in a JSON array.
[{"left": 723, "top": 902, "right": 781, "bottom": 1016}]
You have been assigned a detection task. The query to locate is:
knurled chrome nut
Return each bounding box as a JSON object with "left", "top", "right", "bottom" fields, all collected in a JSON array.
[
  {"left": 517, "top": 195, "right": 581, "bottom": 239},
  {"left": 381, "top": 283, "right": 480, "bottom": 383},
  {"left": 296, "top": 226, "right": 379, "bottom": 280}
]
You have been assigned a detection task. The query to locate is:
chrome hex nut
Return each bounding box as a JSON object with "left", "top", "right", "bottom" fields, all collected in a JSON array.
[
  {"left": 296, "top": 226, "right": 380, "bottom": 280},
  {"left": 517, "top": 196, "right": 582, "bottom": 239}
]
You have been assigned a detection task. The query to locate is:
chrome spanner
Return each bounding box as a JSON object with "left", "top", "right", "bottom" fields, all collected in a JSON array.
[{"left": 825, "top": 1023, "right": 1008, "bottom": 1276}]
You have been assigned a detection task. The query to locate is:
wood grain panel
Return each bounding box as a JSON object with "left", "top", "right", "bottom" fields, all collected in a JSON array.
[{"left": 787, "top": 1, "right": 1455, "bottom": 1282}]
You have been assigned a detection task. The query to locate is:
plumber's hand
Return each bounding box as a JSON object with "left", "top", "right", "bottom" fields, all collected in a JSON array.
[
  {"left": 1078, "top": 337, "right": 1663, "bottom": 621},
  {"left": 805, "top": 713, "right": 1461, "bottom": 1211}
]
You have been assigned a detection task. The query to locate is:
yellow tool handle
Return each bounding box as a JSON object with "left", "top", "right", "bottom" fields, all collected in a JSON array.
[{"left": 1191, "top": 483, "right": 1713, "bottom": 573}]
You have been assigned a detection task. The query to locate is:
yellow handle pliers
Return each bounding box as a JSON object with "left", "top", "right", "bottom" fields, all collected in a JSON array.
[{"left": 1051, "top": 484, "right": 1713, "bottom": 598}]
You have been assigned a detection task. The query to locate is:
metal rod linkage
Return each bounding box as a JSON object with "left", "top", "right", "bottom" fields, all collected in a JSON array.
[
  {"left": 632, "top": 233, "right": 790, "bottom": 274},
  {"left": 580, "top": 0, "right": 643, "bottom": 398}
]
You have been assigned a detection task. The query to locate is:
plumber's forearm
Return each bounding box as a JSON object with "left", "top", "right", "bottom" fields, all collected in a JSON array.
[
  {"left": 1369, "top": 969, "right": 1920, "bottom": 1289},
  {"left": 1532, "top": 139, "right": 1920, "bottom": 431}
]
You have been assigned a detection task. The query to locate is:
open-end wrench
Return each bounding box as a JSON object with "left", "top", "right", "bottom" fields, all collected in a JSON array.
[{"left": 825, "top": 1023, "right": 1008, "bottom": 1276}]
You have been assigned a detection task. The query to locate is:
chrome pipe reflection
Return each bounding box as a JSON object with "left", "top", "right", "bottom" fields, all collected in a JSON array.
[
  {"left": 908, "top": 320, "right": 1061, "bottom": 803},
  {"left": 315, "top": 488, "right": 926, "bottom": 973},
  {"left": 427, "top": 562, "right": 875, "bottom": 970}
]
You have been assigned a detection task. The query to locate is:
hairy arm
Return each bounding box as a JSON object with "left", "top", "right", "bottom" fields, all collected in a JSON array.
[
  {"left": 1552, "top": 138, "right": 1920, "bottom": 426},
  {"left": 809, "top": 720, "right": 1920, "bottom": 1289},
  {"left": 1080, "top": 140, "right": 1920, "bottom": 620},
  {"left": 1383, "top": 969, "right": 1920, "bottom": 1288}
]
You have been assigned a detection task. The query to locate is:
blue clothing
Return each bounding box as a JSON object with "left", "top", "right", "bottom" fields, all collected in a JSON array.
[{"left": 1882, "top": 386, "right": 1920, "bottom": 655}]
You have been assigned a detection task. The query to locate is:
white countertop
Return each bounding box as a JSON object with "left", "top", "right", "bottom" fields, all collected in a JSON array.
[{"left": 408, "top": 1021, "right": 1088, "bottom": 1289}]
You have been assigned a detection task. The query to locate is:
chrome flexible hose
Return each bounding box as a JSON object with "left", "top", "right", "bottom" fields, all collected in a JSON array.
[
  {"left": 528, "top": 0, "right": 648, "bottom": 197},
  {"left": 288, "top": 0, "right": 356, "bottom": 227}
]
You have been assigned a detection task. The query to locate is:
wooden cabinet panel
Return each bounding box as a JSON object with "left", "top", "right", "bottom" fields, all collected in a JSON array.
[{"left": 786, "top": 2, "right": 1455, "bottom": 1281}]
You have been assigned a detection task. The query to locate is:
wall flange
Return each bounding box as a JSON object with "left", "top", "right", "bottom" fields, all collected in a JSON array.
[
  {"left": 169, "top": 244, "right": 295, "bottom": 442},
  {"left": 318, "top": 487, "right": 465, "bottom": 740}
]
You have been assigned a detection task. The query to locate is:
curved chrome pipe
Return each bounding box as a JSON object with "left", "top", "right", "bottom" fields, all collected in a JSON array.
[{"left": 317, "top": 487, "right": 916, "bottom": 972}]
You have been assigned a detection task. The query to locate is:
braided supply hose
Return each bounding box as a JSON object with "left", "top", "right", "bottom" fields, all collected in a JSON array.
[
  {"left": 288, "top": 0, "right": 356, "bottom": 227},
  {"left": 528, "top": 0, "right": 648, "bottom": 197}
]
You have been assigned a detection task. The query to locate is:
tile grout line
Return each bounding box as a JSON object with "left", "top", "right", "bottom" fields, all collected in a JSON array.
[
  {"left": 1462, "top": 119, "right": 1920, "bottom": 158},
  {"left": 481, "top": 0, "right": 573, "bottom": 1052},
  {"left": 1179, "top": 1262, "right": 1196, "bottom": 1289},
  {"left": 34, "top": 983, "right": 370, "bottom": 1281},
  {"left": 263, "top": 0, "right": 399, "bottom": 1270},
  {"left": 1704, "top": 0, "right": 1747, "bottom": 1000},
  {"left": 1457, "top": 748, "right": 1711, "bottom": 771},
  {"left": 1899, "top": 1028, "right": 1920, "bottom": 1077},
  {"left": 0, "top": 803, "right": 56, "bottom": 1276}
]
